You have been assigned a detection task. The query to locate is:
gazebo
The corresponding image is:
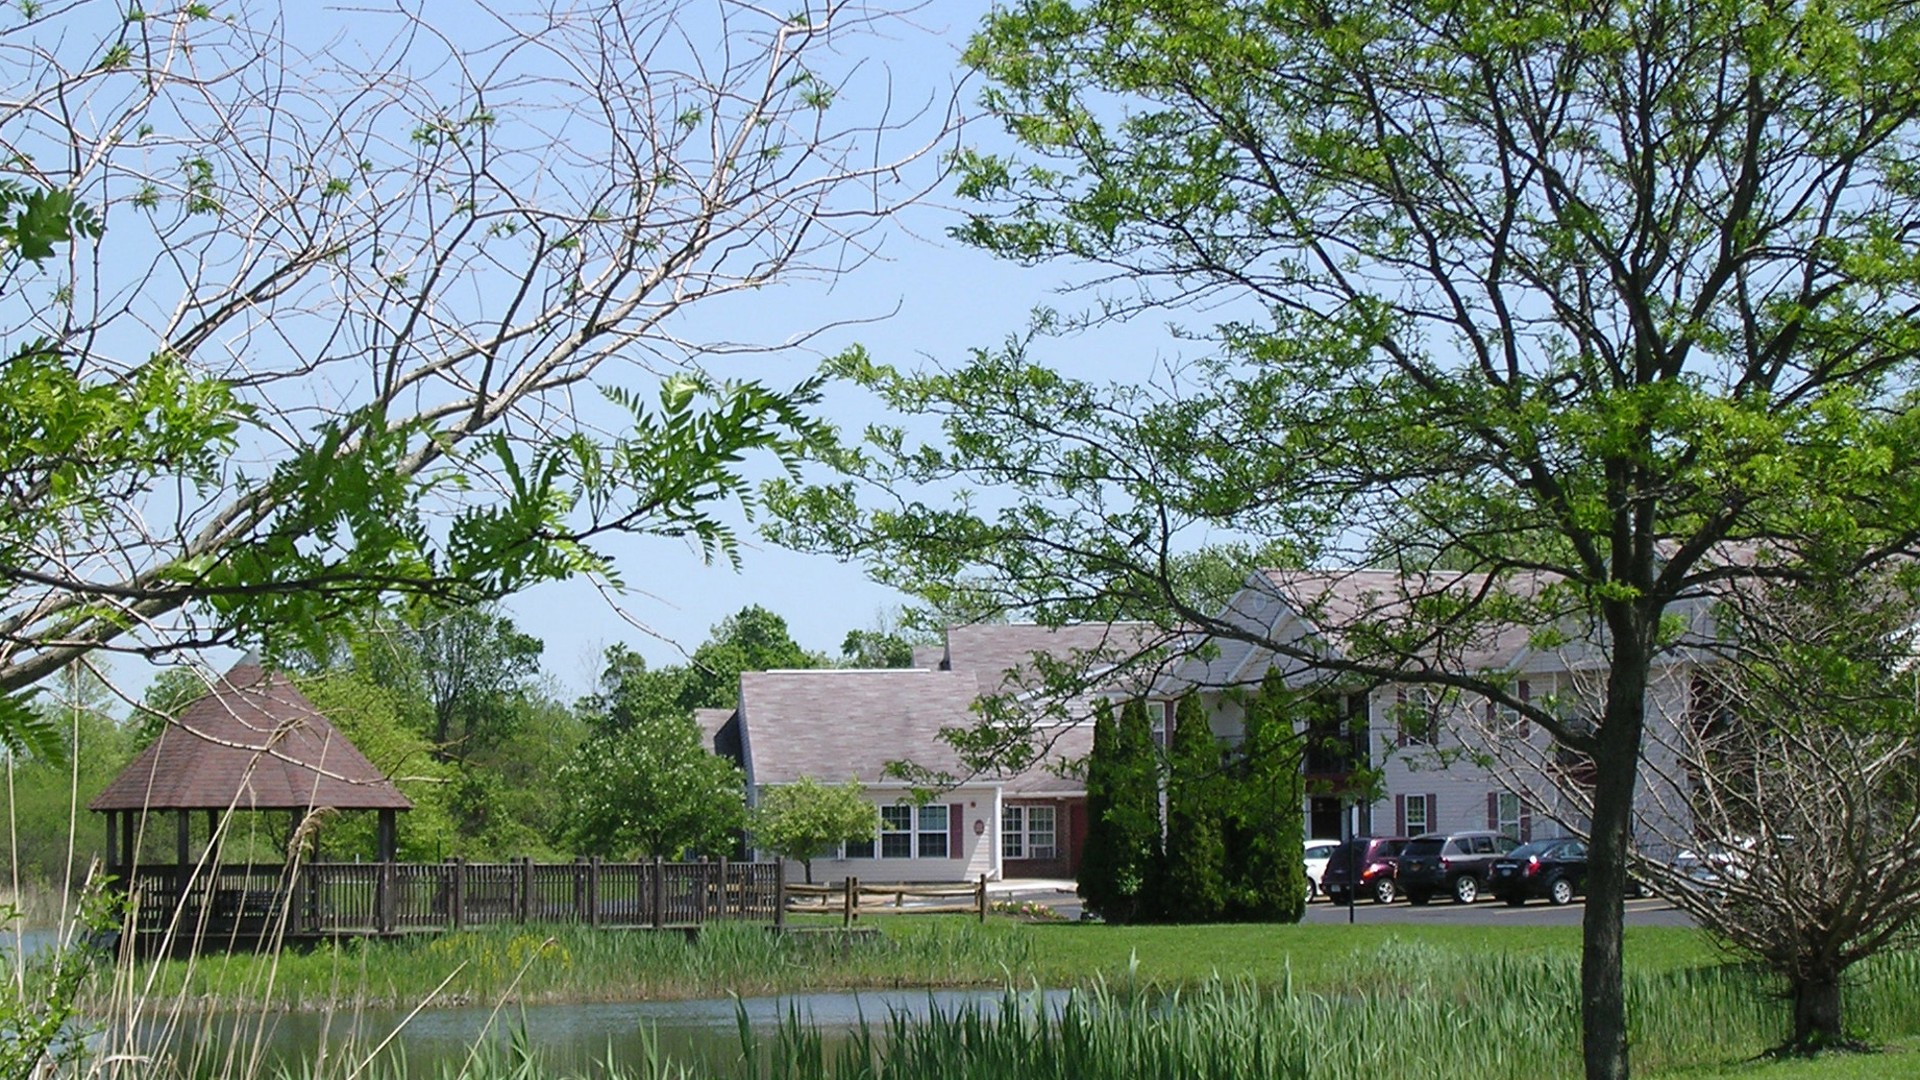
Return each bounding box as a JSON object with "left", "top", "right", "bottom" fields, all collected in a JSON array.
[{"left": 89, "top": 657, "right": 410, "bottom": 944}]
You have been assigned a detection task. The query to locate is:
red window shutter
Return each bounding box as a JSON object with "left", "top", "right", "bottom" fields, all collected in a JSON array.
[
  {"left": 949, "top": 803, "right": 965, "bottom": 859},
  {"left": 1395, "top": 794, "right": 1405, "bottom": 835},
  {"left": 1487, "top": 791, "right": 1498, "bottom": 828},
  {"left": 1519, "top": 680, "right": 1531, "bottom": 702}
]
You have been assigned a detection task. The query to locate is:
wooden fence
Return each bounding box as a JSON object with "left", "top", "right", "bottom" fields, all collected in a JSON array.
[
  {"left": 120, "top": 857, "right": 785, "bottom": 944},
  {"left": 784, "top": 875, "right": 988, "bottom": 927}
]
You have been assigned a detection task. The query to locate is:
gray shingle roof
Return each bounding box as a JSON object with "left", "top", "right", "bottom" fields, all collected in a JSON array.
[
  {"left": 90, "top": 661, "right": 412, "bottom": 813},
  {"left": 736, "top": 666, "right": 1095, "bottom": 796}
]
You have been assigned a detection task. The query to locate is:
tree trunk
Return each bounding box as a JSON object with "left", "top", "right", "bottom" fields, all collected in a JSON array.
[
  {"left": 1583, "top": 627, "right": 1652, "bottom": 1080},
  {"left": 1791, "top": 971, "right": 1844, "bottom": 1050},
  {"left": 802, "top": 858, "right": 814, "bottom": 885}
]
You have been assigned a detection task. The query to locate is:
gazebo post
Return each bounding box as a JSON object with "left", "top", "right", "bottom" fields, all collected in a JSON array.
[
  {"left": 377, "top": 809, "right": 397, "bottom": 862},
  {"left": 104, "top": 811, "right": 117, "bottom": 877},
  {"left": 175, "top": 810, "right": 191, "bottom": 913}
]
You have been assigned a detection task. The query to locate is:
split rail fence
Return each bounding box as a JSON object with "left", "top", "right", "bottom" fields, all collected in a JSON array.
[{"left": 783, "top": 875, "right": 988, "bottom": 927}]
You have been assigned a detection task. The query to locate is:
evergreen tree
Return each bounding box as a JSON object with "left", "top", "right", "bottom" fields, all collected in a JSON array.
[
  {"left": 1226, "top": 674, "right": 1307, "bottom": 922},
  {"left": 1076, "top": 697, "right": 1163, "bottom": 923},
  {"left": 1160, "top": 693, "right": 1228, "bottom": 922},
  {"left": 1076, "top": 701, "right": 1123, "bottom": 919}
]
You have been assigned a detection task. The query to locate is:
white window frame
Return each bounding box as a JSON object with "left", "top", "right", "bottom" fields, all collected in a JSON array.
[
  {"left": 1404, "top": 793, "right": 1431, "bottom": 835},
  {"left": 1397, "top": 687, "right": 1441, "bottom": 747},
  {"left": 1495, "top": 791, "right": 1523, "bottom": 836},
  {"left": 879, "top": 804, "right": 915, "bottom": 858},
  {"left": 916, "top": 803, "right": 949, "bottom": 859},
  {"left": 1001, "top": 805, "right": 1024, "bottom": 859}
]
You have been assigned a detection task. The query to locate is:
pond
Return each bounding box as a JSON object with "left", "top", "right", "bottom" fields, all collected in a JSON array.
[{"left": 128, "top": 987, "right": 1073, "bottom": 1076}]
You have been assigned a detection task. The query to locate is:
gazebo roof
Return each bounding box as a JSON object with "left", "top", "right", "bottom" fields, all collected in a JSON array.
[{"left": 90, "top": 660, "right": 412, "bottom": 814}]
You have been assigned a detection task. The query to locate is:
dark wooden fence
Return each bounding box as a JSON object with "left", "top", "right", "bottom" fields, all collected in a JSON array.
[{"left": 121, "top": 857, "right": 786, "bottom": 944}]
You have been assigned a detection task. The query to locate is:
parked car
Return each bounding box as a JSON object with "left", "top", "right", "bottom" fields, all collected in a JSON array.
[
  {"left": 1302, "top": 839, "right": 1342, "bottom": 899},
  {"left": 1397, "top": 829, "right": 1520, "bottom": 905},
  {"left": 1490, "top": 838, "right": 1588, "bottom": 906},
  {"left": 1319, "top": 836, "right": 1409, "bottom": 905}
]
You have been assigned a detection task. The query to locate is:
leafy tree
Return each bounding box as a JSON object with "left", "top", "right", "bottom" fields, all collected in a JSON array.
[
  {"left": 749, "top": 777, "right": 876, "bottom": 883},
  {"left": 771, "top": 1, "right": 1920, "bottom": 1072},
  {"left": 1077, "top": 698, "right": 1162, "bottom": 923},
  {"left": 1225, "top": 675, "right": 1307, "bottom": 923},
  {"left": 559, "top": 717, "right": 746, "bottom": 860},
  {"left": 1160, "top": 693, "right": 1228, "bottom": 922},
  {"left": 583, "top": 607, "right": 826, "bottom": 736},
  {"left": 5, "top": 666, "right": 131, "bottom": 889},
  {"left": 0, "top": 1, "right": 947, "bottom": 696},
  {"left": 299, "top": 673, "right": 458, "bottom": 862}
]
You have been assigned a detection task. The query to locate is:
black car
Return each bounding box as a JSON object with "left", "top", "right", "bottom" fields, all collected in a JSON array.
[
  {"left": 1319, "top": 835, "right": 1409, "bottom": 905},
  {"left": 1396, "top": 829, "right": 1519, "bottom": 904},
  {"left": 1490, "top": 838, "right": 1588, "bottom": 906}
]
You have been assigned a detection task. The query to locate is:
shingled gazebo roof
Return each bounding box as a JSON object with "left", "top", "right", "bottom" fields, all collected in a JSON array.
[{"left": 89, "top": 660, "right": 412, "bottom": 814}]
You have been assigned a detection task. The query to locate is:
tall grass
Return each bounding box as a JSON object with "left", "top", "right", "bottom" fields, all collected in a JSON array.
[{"left": 292, "top": 943, "right": 1920, "bottom": 1080}]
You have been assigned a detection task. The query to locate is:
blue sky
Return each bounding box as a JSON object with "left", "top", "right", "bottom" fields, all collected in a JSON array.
[{"left": 484, "top": 5, "right": 1192, "bottom": 695}]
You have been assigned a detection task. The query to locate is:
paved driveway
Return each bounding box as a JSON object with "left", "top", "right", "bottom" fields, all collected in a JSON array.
[{"left": 1302, "top": 894, "right": 1691, "bottom": 926}]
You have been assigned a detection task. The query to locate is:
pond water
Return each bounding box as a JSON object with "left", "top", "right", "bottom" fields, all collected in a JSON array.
[{"left": 134, "top": 987, "right": 1072, "bottom": 1076}]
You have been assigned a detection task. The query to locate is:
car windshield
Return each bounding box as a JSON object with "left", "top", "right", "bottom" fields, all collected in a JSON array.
[
  {"left": 1305, "top": 842, "right": 1339, "bottom": 859},
  {"left": 1507, "top": 840, "right": 1561, "bottom": 859},
  {"left": 1401, "top": 837, "right": 1445, "bottom": 857}
]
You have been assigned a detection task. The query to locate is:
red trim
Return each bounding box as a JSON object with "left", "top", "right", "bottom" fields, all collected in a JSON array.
[
  {"left": 949, "top": 803, "right": 964, "bottom": 860},
  {"left": 1395, "top": 794, "right": 1405, "bottom": 835}
]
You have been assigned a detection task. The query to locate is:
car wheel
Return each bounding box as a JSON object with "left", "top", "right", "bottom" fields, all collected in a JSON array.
[
  {"left": 1453, "top": 875, "right": 1479, "bottom": 904},
  {"left": 1326, "top": 888, "right": 1348, "bottom": 906},
  {"left": 1371, "top": 878, "right": 1396, "bottom": 904},
  {"left": 1503, "top": 894, "right": 1526, "bottom": 907},
  {"left": 1407, "top": 891, "right": 1432, "bottom": 906},
  {"left": 1548, "top": 878, "right": 1576, "bottom": 906}
]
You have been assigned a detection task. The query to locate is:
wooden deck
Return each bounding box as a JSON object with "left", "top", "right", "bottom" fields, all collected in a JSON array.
[{"left": 116, "top": 857, "right": 785, "bottom": 952}]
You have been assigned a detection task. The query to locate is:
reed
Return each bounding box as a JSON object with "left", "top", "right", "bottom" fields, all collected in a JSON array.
[{"left": 282, "top": 945, "right": 1920, "bottom": 1080}]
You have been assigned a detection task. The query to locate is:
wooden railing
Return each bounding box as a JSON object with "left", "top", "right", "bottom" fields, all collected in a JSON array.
[
  {"left": 120, "top": 857, "right": 786, "bottom": 940},
  {"left": 784, "top": 875, "right": 987, "bottom": 927}
]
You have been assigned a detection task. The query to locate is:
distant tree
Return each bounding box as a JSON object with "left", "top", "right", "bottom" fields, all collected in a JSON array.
[
  {"left": 750, "top": 777, "right": 876, "bottom": 883},
  {"left": 133, "top": 665, "right": 216, "bottom": 746},
  {"left": 409, "top": 604, "right": 544, "bottom": 760},
  {"left": 299, "top": 673, "right": 458, "bottom": 862},
  {"left": 1225, "top": 674, "right": 1307, "bottom": 923},
  {"left": 582, "top": 608, "right": 826, "bottom": 738},
  {"left": 560, "top": 675, "right": 746, "bottom": 861},
  {"left": 1077, "top": 698, "right": 1163, "bottom": 923},
  {"left": 1160, "top": 694, "right": 1228, "bottom": 922},
  {"left": 840, "top": 629, "right": 918, "bottom": 669},
  {"left": 5, "top": 665, "right": 130, "bottom": 888}
]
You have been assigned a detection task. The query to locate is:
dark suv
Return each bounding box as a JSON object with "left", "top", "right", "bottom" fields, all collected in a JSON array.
[
  {"left": 1318, "top": 835, "right": 1409, "bottom": 905},
  {"left": 1397, "top": 829, "right": 1519, "bottom": 904}
]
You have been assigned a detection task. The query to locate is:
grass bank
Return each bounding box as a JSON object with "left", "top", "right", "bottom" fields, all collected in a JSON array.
[{"left": 132, "top": 917, "right": 1721, "bottom": 1012}]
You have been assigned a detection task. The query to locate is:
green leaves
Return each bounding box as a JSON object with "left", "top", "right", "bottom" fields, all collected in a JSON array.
[{"left": 0, "top": 182, "right": 100, "bottom": 263}]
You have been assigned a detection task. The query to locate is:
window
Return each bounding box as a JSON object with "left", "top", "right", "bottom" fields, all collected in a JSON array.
[
  {"left": 1152, "top": 701, "right": 1171, "bottom": 749},
  {"left": 1004, "top": 804, "right": 1057, "bottom": 861},
  {"left": 917, "top": 804, "right": 949, "bottom": 859},
  {"left": 1395, "top": 687, "right": 1441, "bottom": 746},
  {"left": 1489, "top": 682, "right": 1530, "bottom": 740},
  {"left": 880, "top": 804, "right": 914, "bottom": 858},
  {"left": 1402, "top": 793, "right": 1431, "bottom": 835},
  {"left": 1495, "top": 791, "right": 1523, "bottom": 836}
]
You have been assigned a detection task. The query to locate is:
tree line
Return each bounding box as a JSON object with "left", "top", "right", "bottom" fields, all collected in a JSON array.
[{"left": 6, "top": 604, "right": 917, "bottom": 890}]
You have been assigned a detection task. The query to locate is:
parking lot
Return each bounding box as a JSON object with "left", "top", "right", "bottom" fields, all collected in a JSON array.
[
  {"left": 995, "top": 880, "right": 1695, "bottom": 926},
  {"left": 1300, "top": 893, "right": 1692, "bottom": 926}
]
